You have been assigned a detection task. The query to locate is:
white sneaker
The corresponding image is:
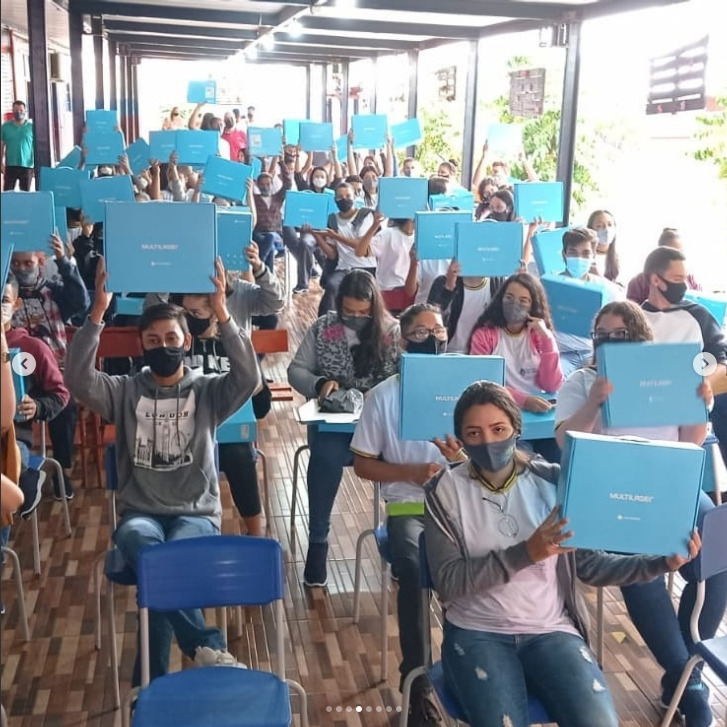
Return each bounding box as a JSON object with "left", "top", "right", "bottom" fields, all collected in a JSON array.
[{"left": 194, "top": 646, "right": 247, "bottom": 669}]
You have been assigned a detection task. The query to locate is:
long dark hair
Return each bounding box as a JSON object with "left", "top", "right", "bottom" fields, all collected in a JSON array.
[
  {"left": 335, "top": 270, "right": 393, "bottom": 378},
  {"left": 360, "top": 165, "right": 379, "bottom": 207},
  {"left": 587, "top": 209, "right": 619, "bottom": 282},
  {"left": 491, "top": 189, "right": 515, "bottom": 221},
  {"left": 470, "top": 273, "right": 554, "bottom": 340},
  {"left": 589, "top": 300, "right": 653, "bottom": 365},
  {"left": 308, "top": 166, "right": 329, "bottom": 193}
]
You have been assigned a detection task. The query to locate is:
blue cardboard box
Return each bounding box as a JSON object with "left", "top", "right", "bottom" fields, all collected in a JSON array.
[
  {"left": 9, "top": 348, "right": 26, "bottom": 419},
  {"left": 415, "top": 211, "right": 471, "bottom": 260},
  {"left": 390, "top": 118, "right": 423, "bottom": 148},
  {"left": 105, "top": 202, "right": 217, "bottom": 293},
  {"left": 521, "top": 409, "right": 556, "bottom": 441},
  {"left": 187, "top": 80, "right": 217, "bottom": 104},
  {"left": 685, "top": 291, "right": 727, "bottom": 326},
  {"left": 513, "top": 182, "right": 564, "bottom": 223},
  {"left": 455, "top": 220, "right": 522, "bottom": 277},
  {"left": 217, "top": 398, "right": 256, "bottom": 443},
  {"left": 39, "top": 166, "right": 90, "bottom": 209},
  {"left": 557, "top": 432, "right": 704, "bottom": 557},
  {"left": 352, "top": 114, "right": 388, "bottom": 150},
  {"left": 335, "top": 135, "right": 349, "bottom": 160},
  {"left": 283, "top": 119, "right": 303, "bottom": 145},
  {"left": 57, "top": 146, "right": 82, "bottom": 169},
  {"left": 596, "top": 341, "right": 707, "bottom": 428},
  {"left": 378, "top": 177, "right": 429, "bottom": 219},
  {"left": 399, "top": 353, "right": 505, "bottom": 440},
  {"left": 1, "top": 191, "right": 56, "bottom": 252},
  {"left": 86, "top": 109, "right": 119, "bottom": 134},
  {"left": 55, "top": 207, "right": 68, "bottom": 245},
  {"left": 125, "top": 138, "right": 151, "bottom": 176},
  {"left": 486, "top": 123, "right": 523, "bottom": 157},
  {"left": 202, "top": 157, "right": 252, "bottom": 202},
  {"left": 247, "top": 127, "right": 282, "bottom": 158},
  {"left": 149, "top": 131, "right": 178, "bottom": 162},
  {"left": 1, "top": 243, "right": 13, "bottom": 290},
  {"left": 176, "top": 130, "right": 218, "bottom": 166},
  {"left": 532, "top": 227, "right": 568, "bottom": 276},
  {"left": 216, "top": 209, "right": 252, "bottom": 271},
  {"left": 299, "top": 122, "right": 333, "bottom": 152},
  {"left": 251, "top": 157, "right": 263, "bottom": 179},
  {"left": 283, "top": 191, "right": 331, "bottom": 229},
  {"left": 429, "top": 190, "right": 475, "bottom": 212},
  {"left": 115, "top": 296, "right": 145, "bottom": 316},
  {"left": 79, "top": 175, "right": 135, "bottom": 223},
  {"left": 83, "top": 131, "right": 125, "bottom": 166},
  {"left": 541, "top": 273, "right": 609, "bottom": 338}
]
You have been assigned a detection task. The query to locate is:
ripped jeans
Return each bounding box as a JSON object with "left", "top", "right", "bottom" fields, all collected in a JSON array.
[{"left": 442, "top": 621, "right": 618, "bottom": 727}]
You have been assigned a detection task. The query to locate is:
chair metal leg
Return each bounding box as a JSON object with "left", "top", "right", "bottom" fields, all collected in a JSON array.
[
  {"left": 1, "top": 546, "right": 30, "bottom": 641},
  {"left": 596, "top": 587, "right": 605, "bottom": 667},
  {"left": 352, "top": 529, "right": 374, "bottom": 624},
  {"left": 43, "top": 457, "right": 72, "bottom": 536},
  {"left": 380, "top": 559, "right": 390, "bottom": 683},
  {"left": 399, "top": 665, "right": 427, "bottom": 727},
  {"left": 121, "top": 687, "right": 138, "bottom": 727},
  {"left": 290, "top": 444, "right": 309, "bottom": 531},
  {"left": 659, "top": 654, "right": 703, "bottom": 727},
  {"left": 1, "top": 702, "right": 7, "bottom": 727},
  {"left": 256, "top": 449, "right": 271, "bottom": 535},
  {"left": 30, "top": 510, "right": 41, "bottom": 576},
  {"left": 287, "top": 679, "right": 309, "bottom": 727},
  {"left": 219, "top": 607, "right": 228, "bottom": 645},
  {"left": 93, "top": 552, "right": 105, "bottom": 650},
  {"left": 107, "top": 579, "right": 122, "bottom": 710}
]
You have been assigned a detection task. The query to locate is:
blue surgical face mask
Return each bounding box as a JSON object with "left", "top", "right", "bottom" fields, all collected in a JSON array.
[{"left": 565, "top": 256, "right": 592, "bottom": 279}]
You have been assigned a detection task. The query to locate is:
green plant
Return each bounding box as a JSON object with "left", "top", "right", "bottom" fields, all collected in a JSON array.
[
  {"left": 414, "top": 106, "right": 462, "bottom": 175},
  {"left": 692, "top": 96, "right": 727, "bottom": 182}
]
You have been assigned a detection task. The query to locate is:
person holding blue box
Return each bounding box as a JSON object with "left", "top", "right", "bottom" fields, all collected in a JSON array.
[
  {"left": 587, "top": 209, "right": 620, "bottom": 283},
  {"left": 287, "top": 270, "right": 400, "bottom": 588},
  {"left": 251, "top": 162, "right": 292, "bottom": 271},
  {"left": 65, "top": 257, "right": 260, "bottom": 684},
  {"left": 425, "top": 381, "right": 700, "bottom": 727},
  {"left": 351, "top": 303, "right": 459, "bottom": 723},
  {"left": 555, "top": 300, "right": 724, "bottom": 727}
]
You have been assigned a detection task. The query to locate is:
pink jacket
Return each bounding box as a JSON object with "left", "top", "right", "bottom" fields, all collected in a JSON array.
[{"left": 469, "top": 326, "right": 564, "bottom": 407}]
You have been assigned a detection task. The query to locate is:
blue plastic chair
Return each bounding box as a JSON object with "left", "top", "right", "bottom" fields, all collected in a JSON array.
[
  {"left": 399, "top": 532, "right": 553, "bottom": 727},
  {"left": 128, "top": 535, "right": 308, "bottom": 727},
  {"left": 660, "top": 503, "right": 727, "bottom": 727}
]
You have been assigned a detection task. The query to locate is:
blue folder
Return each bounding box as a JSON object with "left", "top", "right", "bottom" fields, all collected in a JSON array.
[
  {"left": 532, "top": 227, "right": 568, "bottom": 276},
  {"left": 596, "top": 341, "right": 707, "bottom": 428},
  {"left": 513, "top": 182, "right": 564, "bottom": 223},
  {"left": 247, "top": 127, "right": 282, "bottom": 158},
  {"left": 335, "top": 135, "right": 349, "bottom": 160},
  {"left": 455, "top": 221, "right": 522, "bottom": 277},
  {"left": 39, "top": 166, "right": 90, "bottom": 209},
  {"left": 57, "top": 146, "right": 82, "bottom": 170},
  {"left": 115, "top": 296, "right": 145, "bottom": 316},
  {"left": 429, "top": 190, "right": 475, "bottom": 212},
  {"left": 352, "top": 114, "right": 388, "bottom": 150},
  {"left": 541, "top": 273, "right": 609, "bottom": 338},
  {"left": 149, "top": 131, "right": 178, "bottom": 162},
  {"left": 83, "top": 131, "right": 125, "bottom": 166},
  {"left": 176, "top": 130, "right": 218, "bottom": 166},
  {"left": 399, "top": 353, "right": 506, "bottom": 440},
  {"left": 187, "top": 80, "right": 217, "bottom": 104},
  {"left": 557, "top": 432, "right": 704, "bottom": 557},
  {"left": 390, "top": 118, "right": 423, "bottom": 148},
  {"left": 55, "top": 207, "right": 68, "bottom": 245},
  {"left": 202, "top": 157, "right": 252, "bottom": 202},
  {"left": 251, "top": 157, "right": 263, "bottom": 179},
  {"left": 415, "top": 211, "right": 471, "bottom": 260},
  {"left": 1, "top": 243, "right": 13, "bottom": 290},
  {"left": 86, "top": 109, "right": 119, "bottom": 134},
  {"left": 685, "top": 291, "right": 727, "bottom": 326},
  {"left": 283, "top": 191, "right": 331, "bottom": 229},
  {"left": 79, "top": 175, "right": 135, "bottom": 223},
  {"left": 216, "top": 209, "right": 252, "bottom": 271},
  {"left": 1, "top": 191, "right": 56, "bottom": 252},
  {"left": 105, "top": 202, "right": 217, "bottom": 293},
  {"left": 299, "top": 122, "right": 334, "bottom": 152},
  {"left": 9, "top": 348, "right": 26, "bottom": 419},
  {"left": 486, "top": 123, "right": 523, "bottom": 157},
  {"left": 217, "top": 398, "right": 256, "bottom": 444},
  {"left": 283, "top": 119, "right": 303, "bottom": 146},
  {"left": 125, "top": 138, "right": 151, "bottom": 176},
  {"left": 378, "top": 177, "right": 429, "bottom": 219}
]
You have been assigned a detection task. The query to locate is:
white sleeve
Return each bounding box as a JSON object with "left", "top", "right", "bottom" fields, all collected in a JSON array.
[
  {"left": 369, "top": 229, "right": 390, "bottom": 258},
  {"left": 351, "top": 389, "right": 384, "bottom": 458},
  {"left": 355, "top": 214, "right": 375, "bottom": 238},
  {"left": 554, "top": 369, "right": 591, "bottom": 423}
]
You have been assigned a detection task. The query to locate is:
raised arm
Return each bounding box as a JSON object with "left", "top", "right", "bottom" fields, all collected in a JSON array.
[
  {"left": 383, "top": 136, "right": 394, "bottom": 178},
  {"left": 188, "top": 103, "right": 205, "bottom": 130},
  {"left": 472, "top": 141, "right": 488, "bottom": 191},
  {"left": 347, "top": 129, "right": 358, "bottom": 175}
]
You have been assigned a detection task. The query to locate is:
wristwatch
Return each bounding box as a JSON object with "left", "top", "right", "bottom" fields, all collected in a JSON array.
[{"left": 1, "top": 351, "right": 11, "bottom": 364}]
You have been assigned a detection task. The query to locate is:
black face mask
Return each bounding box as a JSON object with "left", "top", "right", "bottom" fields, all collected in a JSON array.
[
  {"left": 336, "top": 198, "right": 354, "bottom": 213},
  {"left": 186, "top": 315, "right": 212, "bottom": 337},
  {"left": 143, "top": 346, "right": 185, "bottom": 378},
  {"left": 657, "top": 276, "right": 687, "bottom": 305},
  {"left": 406, "top": 336, "right": 447, "bottom": 355}
]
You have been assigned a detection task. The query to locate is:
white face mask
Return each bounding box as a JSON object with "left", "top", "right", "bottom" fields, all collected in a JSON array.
[
  {"left": 312, "top": 176, "right": 327, "bottom": 189},
  {"left": 2, "top": 302, "right": 14, "bottom": 324},
  {"left": 596, "top": 227, "right": 616, "bottom": 247}
]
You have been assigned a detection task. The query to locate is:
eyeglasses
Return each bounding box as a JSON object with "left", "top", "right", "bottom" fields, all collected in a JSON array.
[
  {"left": 405, "top": 326, "right": 448, "bottom": 343},
  {"left": 591, "top": 329, "right": 630, "bottom": 344}
]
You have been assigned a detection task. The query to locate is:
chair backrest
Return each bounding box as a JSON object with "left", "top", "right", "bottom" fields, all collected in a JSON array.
[
  {"left": 251, "top": 328, "right": 288, "bottom": 355},
  {"left": 697, "top": 503, "right": 727, "bottom": 581},
  {"left": 137, "top": 535, "right": 284, "bottom": 611},
  {"left": 66, "top": 324, "right": 143, "bottom": 362}
]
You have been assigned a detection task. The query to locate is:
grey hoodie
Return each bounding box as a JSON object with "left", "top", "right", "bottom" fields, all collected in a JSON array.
[{"left": 65, "top": 318, "right": 260, "bottom": 527}]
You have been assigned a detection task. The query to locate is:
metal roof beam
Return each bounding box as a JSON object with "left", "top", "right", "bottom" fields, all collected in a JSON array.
[
  {"left": 274, "top": 32, "right": 419, "bottom": 51},
  {"left": 109, "top": 33, "right": 244, "bottom": 49},
  {"left": 300, "top": 16, "right": 480, "bottom": 40},
  {"left": 257, "top": 46, "right": 374, "bottom": 59},
  {"left": 103, "top": 20, "right": 258, "bottom": 40},
  {"left": 336, "top": 0, "right": 577, "bottom": 20},
  {"left": 127, "top": 44, "right": 232, "bottom": 57}
]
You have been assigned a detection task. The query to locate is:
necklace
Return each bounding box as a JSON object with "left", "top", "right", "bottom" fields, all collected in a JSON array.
[{"left": 481, "top": 490, "right": 520, "bottom": 538}]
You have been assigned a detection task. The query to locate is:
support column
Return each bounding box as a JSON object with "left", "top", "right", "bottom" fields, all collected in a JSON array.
[
  {"left": 119, "top": 52, "right": 128, "bottom": 138},
  {"left": 460, "top": 40, "right": 479, "bottom": 189},
  {"left": 108, "top": 41, "right": 118, "bottom": 111},
  {"left": 406, "top": 50, "right": 419, "bottom": 158},
  {"left": 126, "top": 53, "right": 134, "bottom": 142},
  {"left": 131, "top": 58, "right": 140, "bottom": 141},
  {"left": 304, "top": 64, "right": 311, "bottom": 119},
  {"left": 92, "top": 16, "right": 104, "bottom": 109},
  {"left": 319, "top": 64, "right": 328, "bottom": 123},
  {"left": 370, "top": 57, "right": 378, "bottom": 114},
  {"left": 340, "top": 61, "right": 349, "bottom": 137},
  {"left": 27, "top": 0, "right": 52, "bottom": 171},
  {"left": 69, "top": 3, "right": 85, "bottom": 146},
  {"left": 555, "top": 21, "right": 582, "bottom": 225}
]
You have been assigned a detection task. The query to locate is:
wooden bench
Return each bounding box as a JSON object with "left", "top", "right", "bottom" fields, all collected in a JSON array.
[{"left": 251, "top": 329, "right": 294, "bottom": 402}]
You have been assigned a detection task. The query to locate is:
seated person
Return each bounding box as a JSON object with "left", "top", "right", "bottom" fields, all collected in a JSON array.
[
  {"left": 64, "top": 257, "right": 260, "bottom": 684},
  {"left": 252, "top": 163, "right": 292, "bottom": 271},
  {"left": 555, "top": 300, "right": 725, "bottom": 727},
  {"left": 425, "top": 381, "right": 700, "bottom": 727}
]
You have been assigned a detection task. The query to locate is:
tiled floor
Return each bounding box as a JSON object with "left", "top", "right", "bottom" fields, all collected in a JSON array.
[{"left": 1, "top": 275, "right": 725, "bottom": 726}]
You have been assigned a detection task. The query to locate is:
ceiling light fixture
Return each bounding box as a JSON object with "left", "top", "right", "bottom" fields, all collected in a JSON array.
[
  {"left": 261, "top": 33, "right": 275, "bottom": 50},
  {"left": 288, "top": 19, "right": 303, "bottom": 37},
  {"left": 337, "top": 0, "right": 356, "bottom": 9},
  {"left": 246, "top": 46, "right": 258, "bottom": 60}
]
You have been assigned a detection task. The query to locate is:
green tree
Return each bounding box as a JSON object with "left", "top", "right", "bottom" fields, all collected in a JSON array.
[
  {"left": 692, "top": 96, "right": 727, "bottom": 183},
  {"left": 414, "top": 106, "right": 462, "bottom": 175}
]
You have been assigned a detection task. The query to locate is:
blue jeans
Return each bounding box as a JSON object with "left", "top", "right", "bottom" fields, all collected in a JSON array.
[
  {"left": 620, "top": 490, "right": 727, "bottom": 694},
  {"left": 113, "top": 512, "right": 226, "bottom": 685},
  {"left": 253, "top": 231, "right": 282, "bottom": 272},
  {"left": 559, "top": 349, "right": 592, "bottom": 378},
  {"left": 306, "top": 428, "right": 353, "bottom": 543},
  {"left": 283, "top": 226, "right": 314, "bottom": 290},
  {"left": 442, "top": 622, "right": 618, "bottom": 727}
]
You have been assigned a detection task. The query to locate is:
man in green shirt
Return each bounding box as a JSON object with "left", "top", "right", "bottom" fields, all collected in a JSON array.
[{"left": 1, "top": 101, "right": 34, "bottom": 191}]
